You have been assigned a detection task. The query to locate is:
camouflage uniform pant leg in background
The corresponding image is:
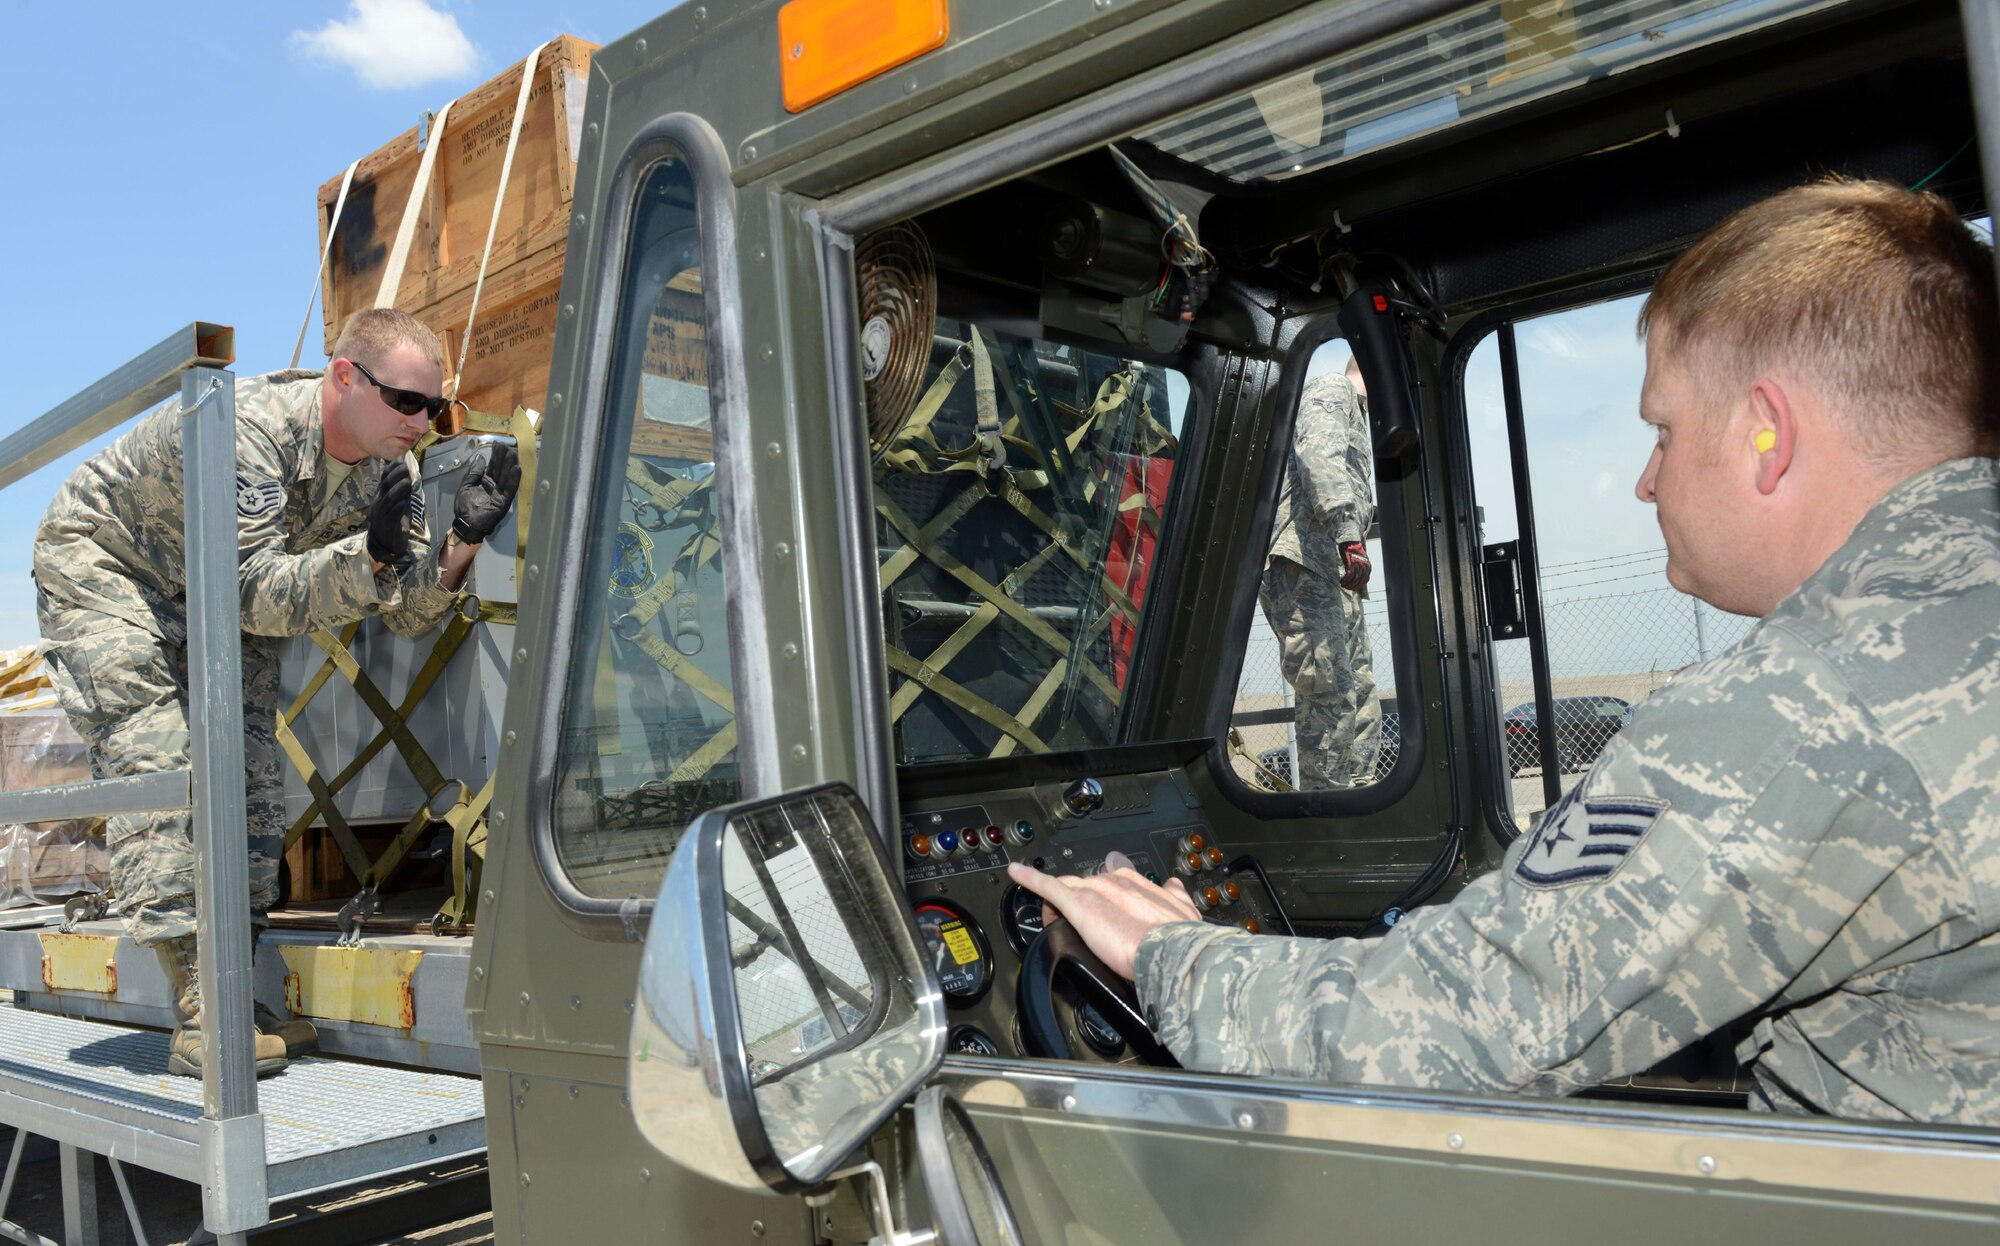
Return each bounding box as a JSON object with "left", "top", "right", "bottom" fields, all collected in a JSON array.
[
  {"left": 37, "top": 596, "right": 284, "bottom": 946},
  {"left": 1342, "top": 577, "right": 1381, "bottom": 773},
  {"left": 1259, "top": 558, "right": 1379, "bottom": 788}
]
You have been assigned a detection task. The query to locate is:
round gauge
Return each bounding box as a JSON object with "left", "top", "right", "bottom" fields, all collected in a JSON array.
[
  {"left": 947, "top": 1024, "right": 1001, "bottom": 1057},
  {"left": 1074, "top": 1001, "right": 1126, "bottom": 1058},
  {"left": 998, "top": 883, "right": 1047, "bottom": 956},
  {"left": 913, "top": 897, "right": 994, "bottom": 1007}
]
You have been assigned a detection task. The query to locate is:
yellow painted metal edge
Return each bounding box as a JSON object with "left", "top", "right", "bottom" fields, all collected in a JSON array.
[
  {"left": 279, "top": 945, "right": 424, "bottom": 1030},
  {"left": 39, "top": 932, "right": 118, "bottom": 994}
]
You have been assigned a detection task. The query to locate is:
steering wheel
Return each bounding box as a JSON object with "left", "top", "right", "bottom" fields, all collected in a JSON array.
[{"left": 1016, "top": 919, "right": 1179, "bottom": 1066}]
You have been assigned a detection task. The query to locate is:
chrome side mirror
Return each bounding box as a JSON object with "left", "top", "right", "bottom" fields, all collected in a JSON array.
[{"left": 628, "top": 782, "right": 945, "bottom": 1191}]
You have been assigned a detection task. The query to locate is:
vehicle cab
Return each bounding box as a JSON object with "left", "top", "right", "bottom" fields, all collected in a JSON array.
[{"left": 470, "top": 0, "right": 2000, "bottom": 1241}]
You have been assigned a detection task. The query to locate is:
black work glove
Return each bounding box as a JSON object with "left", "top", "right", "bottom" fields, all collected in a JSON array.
[
  {"left": 366, "top": 461, "right": 418, "bottom": 568},
  {"left": 452, "top": 442, "right": 521, "bottom": 545},
  {"left": 1339, "top": 540, "right": 1371, "bottom": 592}
]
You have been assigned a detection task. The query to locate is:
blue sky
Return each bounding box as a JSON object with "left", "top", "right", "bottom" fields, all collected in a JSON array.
[{"left": 0, "top": 1, "right": 675, "bottom": 651}]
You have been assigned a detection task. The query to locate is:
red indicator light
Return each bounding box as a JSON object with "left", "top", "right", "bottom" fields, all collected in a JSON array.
[{"left": 1372, "top": 294, "right": 1389, "bottom": 312}]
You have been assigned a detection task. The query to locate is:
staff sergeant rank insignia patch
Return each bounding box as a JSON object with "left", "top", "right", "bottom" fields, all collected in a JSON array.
[
  {"left": 1515, "top": 787, "right": 1667, "bottom": 887},
  {"left": 236, "top": 474, "right": 283, "bottom": 518}
]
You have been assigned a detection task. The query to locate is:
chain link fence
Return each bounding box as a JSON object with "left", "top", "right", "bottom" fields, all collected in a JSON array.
[
  {"left": 1230, "top": 551, "right": 1756, "bottom": 815},
  {"left": 727, "top": 842, "right": 874, "bottom": 1070}
]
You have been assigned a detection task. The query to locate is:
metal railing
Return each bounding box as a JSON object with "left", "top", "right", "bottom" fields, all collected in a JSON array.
[{"left": 0, "top": 322, "right": 269, "bottom": 1244}]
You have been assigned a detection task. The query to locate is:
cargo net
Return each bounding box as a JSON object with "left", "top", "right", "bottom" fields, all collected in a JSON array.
[
  {"left": 874, "top": 322, "right": 1178, "bottom": 764},
  {"left": 276, "top": 407, "right": 537, "bottom": 940}
]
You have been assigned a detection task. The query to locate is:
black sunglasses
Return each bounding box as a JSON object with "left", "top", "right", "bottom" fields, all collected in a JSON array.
[{"left": 349, "top": 360, "right": 468, "bottom": 434}]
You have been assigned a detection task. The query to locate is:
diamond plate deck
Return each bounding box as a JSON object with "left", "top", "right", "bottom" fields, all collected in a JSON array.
[{"left": 0, "top": 1006, "right": 485, "bottom": 1197}]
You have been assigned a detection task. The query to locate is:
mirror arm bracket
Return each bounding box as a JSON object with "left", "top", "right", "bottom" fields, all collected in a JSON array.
[{"left": 818, "top": 1160, "right": 939, "bottom": 1246}]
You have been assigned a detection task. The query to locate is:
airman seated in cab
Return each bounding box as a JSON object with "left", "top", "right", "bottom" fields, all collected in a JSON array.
[{"left": 1014, "top": 177, "right": 2000, "bottom": 1124}]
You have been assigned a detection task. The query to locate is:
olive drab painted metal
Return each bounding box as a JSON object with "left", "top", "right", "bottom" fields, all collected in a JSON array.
[{"left": 471, "top": 1, "right": 2000, "bottom": 1244}]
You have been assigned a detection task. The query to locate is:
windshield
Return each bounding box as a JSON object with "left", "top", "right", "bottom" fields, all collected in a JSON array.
[{"left": 873, "top": 321, "right": 1187, "bottom": 765}]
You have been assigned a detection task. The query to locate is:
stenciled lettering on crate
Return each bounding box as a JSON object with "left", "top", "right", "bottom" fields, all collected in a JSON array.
[{"left": 314, "top": 35, "right": 597, "bottom": 354}]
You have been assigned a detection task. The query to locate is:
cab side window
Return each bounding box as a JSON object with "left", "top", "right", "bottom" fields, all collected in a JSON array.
[
  {"left": 1228, "top": 339, "right": 1405, "bottom": 795},
  {"left": 1466, "top": 295, "right": 1752, "bottom": 825},
  {"left": 549, "top": 154, "right": 738, "bottom": 899}
]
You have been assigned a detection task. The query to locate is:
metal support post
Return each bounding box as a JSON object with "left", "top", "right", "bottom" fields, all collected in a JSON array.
[
  {"left": 1963, "top": 0, "right": 2000, "bottom": 291},
  {"left": 180, "top": 367, "right": 269, "bottom": 1238},
  {"left": 57, "top": 1145, "right": 95, "bottom": 1246},
  {"left": 1497, "top": 325, "right": 1563, "bottom": 807},
  {"left": 104, "top": 1161, "right": 149, "bottom": 1246}
]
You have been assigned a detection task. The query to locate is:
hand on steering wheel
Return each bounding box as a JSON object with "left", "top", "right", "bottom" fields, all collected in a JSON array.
[
  {"left": 1004, "top": 852, "right": 1200, "bottom": 979},
  {"left": 1007, "top": 851, "right": 1202, "bottom": 1065},
  {"left": 1016, "top": 919, "right": 1179, "bottom": 1066}
]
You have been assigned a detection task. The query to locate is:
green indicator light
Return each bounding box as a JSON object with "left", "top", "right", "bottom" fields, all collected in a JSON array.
[
  {"left": 1146, "top": 872, "right": 1162, "bottom": 885},
  {"left": 1013, "top": 820, "right": 1035, "bottom": 843}
]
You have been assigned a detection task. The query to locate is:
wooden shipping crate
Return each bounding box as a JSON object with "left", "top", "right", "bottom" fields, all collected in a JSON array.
[
  {"left": 423, "top": 248, "right": 567, "bottom": 421},
  {"left": 282, "top": 824, "right": 448, "bottom": 905},
  {"left": 315, "top": 35, "right": 596, "bottom": 355}
]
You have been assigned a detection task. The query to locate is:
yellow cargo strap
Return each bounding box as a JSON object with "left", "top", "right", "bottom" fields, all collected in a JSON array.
[
  {"left": 280, "top": 402, "right": 537, "bottom": 937},
  {"left": 0, "top": 651, "right": 52, "bottom": 703},
  {"left": 1227, "top": 727, "right": 1296, "bottom": 793}
]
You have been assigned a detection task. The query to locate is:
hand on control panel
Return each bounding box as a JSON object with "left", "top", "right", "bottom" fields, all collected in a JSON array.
[{"left": 1006, "top": 850, "right": 1202, "bottom": 981}]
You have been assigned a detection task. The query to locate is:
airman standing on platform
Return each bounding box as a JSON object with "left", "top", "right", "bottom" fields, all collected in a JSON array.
[{"left": 33, "top": 309, "right": 522, "bottom": 1077}]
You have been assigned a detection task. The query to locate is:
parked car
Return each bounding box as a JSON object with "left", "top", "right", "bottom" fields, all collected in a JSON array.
[
  {"left": 1504, "top": 696, "right": 1630, "bottom": 775},
  {"left": 1254, "top": 710, "right": 1401, "bottom": 791}
]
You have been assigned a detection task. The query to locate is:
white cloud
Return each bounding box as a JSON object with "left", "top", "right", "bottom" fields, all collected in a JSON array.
[
  {"left": 1522, "top": 320, "right": 1590, "bottom": 360},
  {"left": 294, "top": 0, "right": 479, "bottom": 91}
]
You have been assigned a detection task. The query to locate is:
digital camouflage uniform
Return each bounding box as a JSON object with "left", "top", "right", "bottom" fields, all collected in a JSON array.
[
  {"left": 1142, "top": 458, "right": 2000, "bottom": 1123},
  {"left": 33, "top": 370, "right": 459, "bottom": 946},
  {"left": 1261, "top": 373, "right": 1378, "bottom": 788}
]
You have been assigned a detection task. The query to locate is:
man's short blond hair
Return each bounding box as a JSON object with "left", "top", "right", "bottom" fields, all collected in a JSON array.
[
  {"left": 330, "top": 308, "right": 446, "bottom": 373},
  {"left": 1638, "top": 177, "right": 1997, "bottom": 459}
]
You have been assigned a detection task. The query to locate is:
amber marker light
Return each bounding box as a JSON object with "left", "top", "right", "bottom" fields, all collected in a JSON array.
[{"left": 779, "top": 0, "right": 951, "bottom": 113}]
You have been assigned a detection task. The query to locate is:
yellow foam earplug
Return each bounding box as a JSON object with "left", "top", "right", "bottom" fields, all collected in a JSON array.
[{"left": 1755, "top": 430, "right": 1777, "bottom": 453}]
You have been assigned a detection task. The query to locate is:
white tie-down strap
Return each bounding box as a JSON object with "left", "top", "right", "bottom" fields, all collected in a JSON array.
[
  {"left": 292, "top": 159, "right": 359, "bottom": 369},
  {"left": 373, "top": 97, "right": 460, "bottom": 310},
  {"left": 450, "top": 39, "right": 552, "bottom": 402}
]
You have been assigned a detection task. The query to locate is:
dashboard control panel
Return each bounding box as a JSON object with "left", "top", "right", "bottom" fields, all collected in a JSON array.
[{"left": 897, "top": 753, "right": 1273, "bottom": 1061}]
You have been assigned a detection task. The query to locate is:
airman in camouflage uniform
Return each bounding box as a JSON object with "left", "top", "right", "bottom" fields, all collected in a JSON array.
[
  {"left": 1261, "top": 369, "right": 1378, "bottom": 788},
  {"left": 36, "top": 369, "right": 458, "bottom": 943},
  {"left": 32, "top": 309, "right": 518, "bottom": 1075},
  {"left": 1138, "top": 457, "right": 2000, "bottom": 1119},
  {"left": 1014, "top": 179, "right": 2000, "bottom": 1123}
]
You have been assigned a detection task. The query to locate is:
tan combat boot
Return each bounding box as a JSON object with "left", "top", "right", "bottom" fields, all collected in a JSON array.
[
  {"left": 153, "top": 936, "right": 288, "bottom": 1078},
  {"left": 254, "top": 1001, "right": 319, "bottom": 1059}
]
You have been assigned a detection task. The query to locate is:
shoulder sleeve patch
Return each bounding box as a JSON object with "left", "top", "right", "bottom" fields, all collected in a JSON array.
[
  {"left": 236, "top": 474, "right": 284, "bottom": 518},
  {"left": 1515, "top": 788, "right": 1669, "bottom": 888}
]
